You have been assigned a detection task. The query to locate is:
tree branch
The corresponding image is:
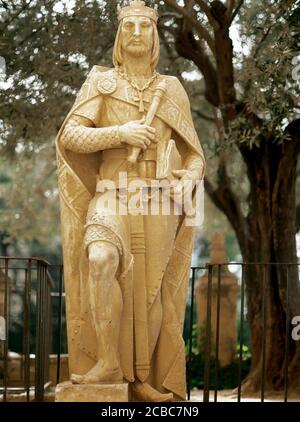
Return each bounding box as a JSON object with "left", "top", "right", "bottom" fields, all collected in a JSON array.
[
  {"left": 210, "top": 1, "right": 236, "bottom": 121},
  {"left": 207, "top": 111, "right": 248, "bottom": 245},
  {"left": 1, "top": 0, "right": 34, "bottom": 33},
  {"left": 213, "top": 107, "right": 225, "bottom": 143},
  {"left": 226, "top": 0, "right": 235, "bottom": 21},
  {"left": 17, "top": 22, "right": 45, "bottom": 47},
  {"left": 160, "top": 12, "right": 183, "bottom": 19},
  {"left": 194, "top": 0, "right": 220, "bottom": 30},
  {"left": 173, "top": 23, "right": 220, "bottom": 106},
  {"left": 296, "top": 204, "right": 300, "bottom": 234},
  {"left": 253, "top": 23, "right": 276, "bottom": 60},
  {"left": 244, "top": 22, "right": 276, "bottom": 97},
  {"left": 205, "top": 167, "right": 248, "bottom": 249},
  {"left": 193, "top": 109, "right": 215, "bottom": 122},
  {"left": 230, "top": 0, "right": 244, "bottom": 24},
  {"left": 163, "top": 0, "right": 215, "bottom": 54},
  {"left": 272, "top": 119, "right": 300, "bottom": 236},
  {"left": 159, "top": 27, "right": 185, "bottom": 84},
  {"left": 158, "top": 22, "right": 177, "bottom": 36}
]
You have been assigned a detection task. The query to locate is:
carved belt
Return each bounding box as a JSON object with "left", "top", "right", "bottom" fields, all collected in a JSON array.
[
  {"left": 102, "top": 147, "right": 157, "bottom": 162},
  {"left": 102, "top": 147, "right": 157, "bottom": 179}
]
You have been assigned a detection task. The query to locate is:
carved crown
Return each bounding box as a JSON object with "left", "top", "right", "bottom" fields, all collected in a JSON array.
[{"left": 117, "top": 1, "right": 158, "bottom": 23}]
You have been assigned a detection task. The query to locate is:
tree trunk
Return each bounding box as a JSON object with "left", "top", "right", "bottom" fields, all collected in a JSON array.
[
  {"left": 237, "top": 129, "right": 300, "bottom": 394},
  {"left": 166, "top": 0, "right": 300, "bottom": 394}
]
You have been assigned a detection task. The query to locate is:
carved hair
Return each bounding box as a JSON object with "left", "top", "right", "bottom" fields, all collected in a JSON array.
[{"left": 112, "top": 20, "right": 160, "bottom": 71}]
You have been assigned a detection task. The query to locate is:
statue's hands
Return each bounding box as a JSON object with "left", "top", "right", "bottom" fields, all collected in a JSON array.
[
  {"left": 119, "top": 118, "right": 157, "bottom": 150},
  {"left": 170, "top": 168, "right": 201, "bottom": 208},
  {"left": 172, "top": 168, "right": 200, "bottom": 184}
]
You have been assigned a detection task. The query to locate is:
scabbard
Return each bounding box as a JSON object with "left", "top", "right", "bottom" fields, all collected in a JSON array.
[{"left": 130, "top": 212, "right": 150, "bottom": 382}]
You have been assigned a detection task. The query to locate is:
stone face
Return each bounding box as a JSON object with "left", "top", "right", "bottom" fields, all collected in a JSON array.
[{"left": 55, "top": 381, "right": 128, "bottom": 402}]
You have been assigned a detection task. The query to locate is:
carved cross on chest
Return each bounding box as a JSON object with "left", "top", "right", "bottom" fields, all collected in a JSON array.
[{"left": 133, "top": 89, "right": 146, "bottom": 113}]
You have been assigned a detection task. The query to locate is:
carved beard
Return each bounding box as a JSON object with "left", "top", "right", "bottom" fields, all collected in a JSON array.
[{"left": 122, "top": 41, "right": 153, "bottom": 58}]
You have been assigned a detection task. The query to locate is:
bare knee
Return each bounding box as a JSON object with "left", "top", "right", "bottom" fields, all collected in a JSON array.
[{"left": 88, "top": 241, "right": 119, "bottom": 277}]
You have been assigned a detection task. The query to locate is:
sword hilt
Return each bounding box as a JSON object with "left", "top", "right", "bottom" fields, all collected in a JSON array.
[{"left": 127, "top": 80, "right": 167, "bottom": 163}]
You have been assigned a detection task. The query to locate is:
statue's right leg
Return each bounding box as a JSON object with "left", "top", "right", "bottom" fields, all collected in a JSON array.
[{"left": 71, "top": 240, "right": 123, "bottom": 384}]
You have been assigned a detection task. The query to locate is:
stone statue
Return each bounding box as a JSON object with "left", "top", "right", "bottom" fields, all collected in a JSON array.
[{"left": 56, "top": 0, "right": 205, "bottom": 402}]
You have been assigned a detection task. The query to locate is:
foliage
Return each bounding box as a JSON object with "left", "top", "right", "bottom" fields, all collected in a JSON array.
[
  {"left": 0, "top": 145, "right": 60, "bottom": 247},
  {"left": 0, "top": 0, "right": 206, "bottom": 253},
  {"left": 228, "top": 0, "right": 300, "bottom": 148},
  {"left": 186, "top": 324, "right": 251, "bottom": 390},
  {"left": 0, "top": 0, "right": 255, "bottom": 253},
  {"left": 0, "top": 0, "right": 119, "bottom": 250},
  {"left": 187, "top": 351, "right": 251, "bottom": 390}
]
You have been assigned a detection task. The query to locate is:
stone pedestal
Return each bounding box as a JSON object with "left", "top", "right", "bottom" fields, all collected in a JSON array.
[
  {"left": 55, "top": 381, "right": 128, "bottom": 402},
  {"left": 196, "top": 232, "right": 239, "bottom": 367}
]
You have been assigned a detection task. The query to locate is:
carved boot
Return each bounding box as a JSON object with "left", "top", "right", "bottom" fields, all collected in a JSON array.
[{"left": 131, "top": 381, "right": 173, "bottom": 402}]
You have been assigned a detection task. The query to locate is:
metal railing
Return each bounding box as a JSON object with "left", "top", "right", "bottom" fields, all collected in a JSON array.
[
  {"left": 187, "top": 263, "right": 300, "bottom": 403},
  {"left": 0, "top": 257, "right": 63, "bottom": 402},
  {"left": 0, "top": 258, "right": 299, "bottom": 402}
]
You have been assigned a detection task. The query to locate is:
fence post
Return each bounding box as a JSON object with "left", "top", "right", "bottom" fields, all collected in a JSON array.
[
  {"left": 187, "top": 268, "right": 196, "bottom": 401},
  {"left": 203, "top": 264, "right": 213, "bottom": 403},
  {"left": 56, "top": 265, "right": 64, "bottom": 386},
  {"left": 35, "top": 261, "right": 46, "bottom": 402}
]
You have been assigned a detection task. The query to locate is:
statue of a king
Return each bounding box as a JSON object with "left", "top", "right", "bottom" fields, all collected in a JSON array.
[{"left": 56, "top": 0, "right": 206, "bottom": 402}]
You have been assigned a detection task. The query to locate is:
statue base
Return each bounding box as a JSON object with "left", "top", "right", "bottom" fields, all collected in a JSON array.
[{"left": 55, "top": 381, "right": 128, "bottom": 402}]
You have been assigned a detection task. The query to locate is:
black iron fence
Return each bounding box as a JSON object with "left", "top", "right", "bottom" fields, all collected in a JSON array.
[
  {"left": 0, "top": 258, "right": 299, "bottom": 402},
  {"left": 0, "top": 257, "right": 64, "bottom": 402},
  {"left": 187, "top": 263, "right": 300, "bottom": 402}
]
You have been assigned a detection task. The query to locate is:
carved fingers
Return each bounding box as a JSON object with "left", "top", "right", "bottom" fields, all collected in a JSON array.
[
  {"left": 171, "top": 168, "right": 200, "bottom": 203},
  {"left": 119, "top": 119, "right": 157, "bottom": 150}
]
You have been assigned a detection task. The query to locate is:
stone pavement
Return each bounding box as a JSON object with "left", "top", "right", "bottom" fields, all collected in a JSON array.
[{"left": 190, "top": 389, "right": 300, "bottom": 402}]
